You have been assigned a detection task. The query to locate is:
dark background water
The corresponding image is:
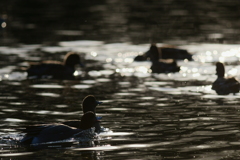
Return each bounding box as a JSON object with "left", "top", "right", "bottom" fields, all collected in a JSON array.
[
  {"left": 1, "top": 1, "right": 240, "bottom": 160},
  {"left": 1, "top": 0, "right": 240, "bottom": 45}
]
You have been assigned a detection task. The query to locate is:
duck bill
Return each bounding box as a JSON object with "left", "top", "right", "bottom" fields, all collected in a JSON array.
[
  {"left": 97, "top": 101, "right": 103, "bottom": 105},
  {"left": 79, "top": 62, "right": 85, "bottom": 67},
  {"left": 96, "top": 116, "right": 102, "bottom": 120}
]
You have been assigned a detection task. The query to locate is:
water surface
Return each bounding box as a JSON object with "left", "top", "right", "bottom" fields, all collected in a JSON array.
[{"left": 1, "top": 41, "right": 240, "bottom": 159}]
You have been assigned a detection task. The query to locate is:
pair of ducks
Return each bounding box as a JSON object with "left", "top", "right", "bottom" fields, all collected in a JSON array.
[
  {"left": 135, "top": 45, "right": 240, "bottom": 95},
  {"left": 20, "top": 95, "right": 102, "bottom": 145},
  {"left": 135, "top": 44, "right": 192, "bottom": 73}
]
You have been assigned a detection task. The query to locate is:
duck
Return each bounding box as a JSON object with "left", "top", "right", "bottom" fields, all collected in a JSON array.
[
  {"left": 134, "top": 44, "right": 192, "bottom": 61},
  {"left": 27, "top": 52, "right": 83, "bottom": 79},
  {"left": 212, "top": 62, "right": 240, "bottom": 95},
  {"left": 144, "top": 44, "right": 180, "bottom": 73},
  {"left": 150, "top": 59, "right": 180, "bottom": 73},
  {"left": 62, "top": 95, "right": 102, "bottom": 132},
  {"left": 20, "top": 111, "right": 97, "bottom": 145}
]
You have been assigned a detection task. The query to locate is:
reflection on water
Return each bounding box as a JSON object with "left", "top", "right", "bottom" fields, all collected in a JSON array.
[{"left": 1, "top": 41, "right": 240, "bottom": 159}]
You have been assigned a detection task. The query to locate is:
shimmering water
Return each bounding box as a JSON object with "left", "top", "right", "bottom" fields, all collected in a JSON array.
[
  {"left": 1, "top": 41, "right": 240, "bottom": 159},
  {"left": 2, "top": 0, "right": 240, "bottom": 159}
]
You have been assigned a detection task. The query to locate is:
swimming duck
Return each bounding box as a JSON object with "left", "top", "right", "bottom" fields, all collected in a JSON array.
[
  {"left": 62, "top": 95, "right": 102, "bottom": 132},
  {"left": 212, "top": 62, "right": 240, "bottom": 95},
  {"left": 20, "top": 111, "right": 97, "bottom": 145},
  {"left": 27, "top": 52, "right": 83, "bottom": 79},
  {"left": 150, "top": 59, "right": 180, "bottom": 73},
  {"left": 146, "top": 44, "right": 180, "bottom": 73},
  {"left": 134, "top": 44, "right": 192, "bottom": 61}
]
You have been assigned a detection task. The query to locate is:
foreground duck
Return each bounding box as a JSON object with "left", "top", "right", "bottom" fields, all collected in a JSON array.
[
  {"left": 212, "top": 62, "right": 240, "bottom": 95},
  {"left": 134, "top": 44, "right": 192, "bottom": 61},
  {"left": 27, "top": 52, "right": 83, "bottom": 79},
  {"left": 20, "top": 111, "right": 97, "bottom": 145},
  {"left": 62, "top": 95, "right": 102, "bottom": 132}
]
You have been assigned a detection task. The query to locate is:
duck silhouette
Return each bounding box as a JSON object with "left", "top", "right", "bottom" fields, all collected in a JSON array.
[
  {"left": 134, "top": 44, "right": 192, "bottom": 61},
  {"left": 27, "top": 52, "right": 83, "bottom": 79},
  {"left": 212, "top": 62, "right": 240, "bottom": 95},
  {"left": 146, "top": 44, "right": 180, "bottom": 73},
  {"left": 20, "top": 111, "right": 97, "bottom": 145},
  {"left": 62, "top": 95, "right": 102, "bottom": 132}
]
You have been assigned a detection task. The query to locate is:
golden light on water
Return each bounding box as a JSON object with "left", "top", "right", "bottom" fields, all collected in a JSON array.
[
  {"left": 135, "top": 66, "right": 148, "bottom": 73},
  {"left": 106, "top": 58, "right": 112, "bottom": 62},
  {"left": 116, "top": 66, "right": 148, "bottom": 74},
  {"left": 91, "top": 51, "right": 97, "bottom": 57},
  {"left": 124, "top": 58, "right": 133, "bottom": 63},
  {"left": 219, "top": 56, "right": 225, "bottom": 63},
  {"left": 228, "top": 68, "right": 238, "bottom": 76}
]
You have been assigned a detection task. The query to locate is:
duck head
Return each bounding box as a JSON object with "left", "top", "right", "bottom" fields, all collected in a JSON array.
[
  {"left": 82, "top": 95, "right": 102, "bottom": 114},
  {"left": 216, "top": 62, "right": 225, "bottom": 78},
  {"left": 145, "top": 44, "right": 161, "bottom": 61},
  {"left": 63, "top": 52, "right": 84, "bottom": 67},
  {"left": 79, "top": 111, "right": 98, "bottom": 130}
]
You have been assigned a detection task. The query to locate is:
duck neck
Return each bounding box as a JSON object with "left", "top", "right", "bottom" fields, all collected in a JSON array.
[
  {"left": 64, "top": 60, "right": 75, "bottom": 68},
  {"left": 83, "top": 107, "right": 96, "bottom": 114},
  {"left": 216, "top": 62, "right": 225, "bottom": 78},
  {"left": 146, "top": 44, "right": 162, "bottom": 61}
]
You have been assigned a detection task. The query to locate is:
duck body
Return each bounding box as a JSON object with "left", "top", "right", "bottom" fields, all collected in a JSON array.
[
  {"left": 27, "top": 52, "right": 82, "bottom": 79},
  {"left": 151, "top": 59, "right": 180, "bottom": 73},
  {"left": 20, "top": 111, "right": 97, "bottom": 145},
  {"left": 212, "top": 77, "right": 240, "bottom": 95},
  {"left": 134, "top": 44, "right": 180, "bottom": 73},
  {"left": 212, "top": 62, "right": 240, "bottom": 95},
  {"left": 143, "top": 44, "right": 180, "bottom": 73},
  {"left": 20, "top": 124, "right": 84, "bottom": 145}
]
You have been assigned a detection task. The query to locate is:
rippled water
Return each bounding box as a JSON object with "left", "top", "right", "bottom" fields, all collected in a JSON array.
[{"left": 1, "top": 41, "right": 240, "bottom": 159}]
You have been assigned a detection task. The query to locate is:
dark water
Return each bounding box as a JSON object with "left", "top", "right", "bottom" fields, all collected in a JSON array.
[
  {"left": 1, "top": 1, "right": 240, "bottom": 160},
  {"left": 1, "top": 0, "right": 240, "bottom": 45}
]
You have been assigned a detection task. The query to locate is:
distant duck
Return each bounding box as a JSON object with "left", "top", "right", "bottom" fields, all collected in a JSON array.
[
  {"left": 212, "top": 62, "right": 240, "bottom": 95},
  {"left": 144, "top": 44, "right": 180, "bottom": 73},
  {"left": 134, "top": 43, "right": 192, "bottom": 61},
  {"left": 62, "top": 95, "right": 102, "bottom": 133},
  {"left": 150, "top": 59, "right": 180, "bottom": 73},
  {"left": 27, "top": 52, "right": 83, "bottom": 79},
  {"left": 20, "top": 111, "right": 97, "bottom": 145}
]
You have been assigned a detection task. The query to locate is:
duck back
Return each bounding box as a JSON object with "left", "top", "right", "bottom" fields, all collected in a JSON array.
[
  {"left": 151, "top": 60, "right": 180, "bottom": 73},
  {"left": 212, "top": 77, "right": 240, "bottom": 95},
  {"left": 20, "top": 124, "right": 82, "bottom": 144},
  {"left": 161, "top": 48, "right": 192, "bottom": 60}
]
